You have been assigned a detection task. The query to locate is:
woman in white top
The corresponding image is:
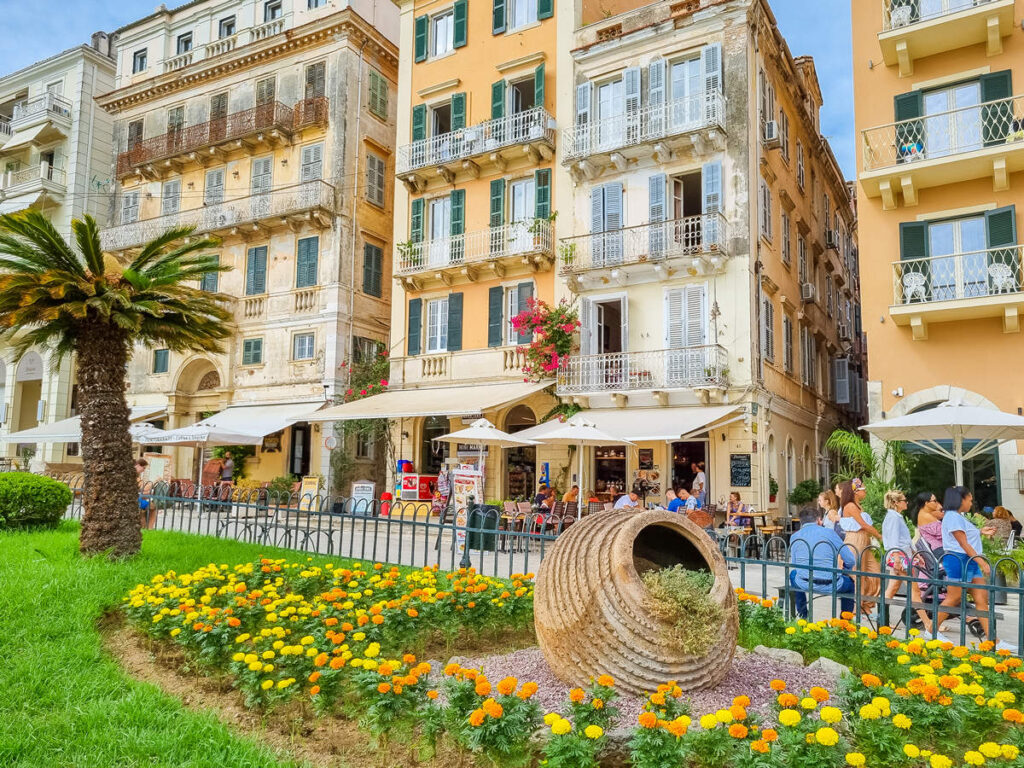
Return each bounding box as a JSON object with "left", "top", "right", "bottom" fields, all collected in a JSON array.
[{"left": 881, "top": 490, "right": 931, "bottom": 633}]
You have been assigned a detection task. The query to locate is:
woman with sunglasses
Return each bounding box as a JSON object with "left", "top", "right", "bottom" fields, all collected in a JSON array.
[
  {"left": 882, "top": 490, "right": 932, "bottom": 633},
  {"left": 938, "top": 486, "right": 997, "bottom": 642},
  {"left": 838, "top": 478, "right": 882, "bottom": 616}
]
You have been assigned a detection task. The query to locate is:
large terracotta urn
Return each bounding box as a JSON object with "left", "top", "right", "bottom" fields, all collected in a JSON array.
[{"left": 534, "top": 509, "right": 738, "bottom": 695}]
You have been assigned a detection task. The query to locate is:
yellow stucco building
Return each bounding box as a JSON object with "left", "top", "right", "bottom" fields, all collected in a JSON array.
[
  {"left": 853, "top": 0, "right": 1024, "bottom": 511},
  {"left": 96, "top": 0, "right": 398, "bottom": 485}
]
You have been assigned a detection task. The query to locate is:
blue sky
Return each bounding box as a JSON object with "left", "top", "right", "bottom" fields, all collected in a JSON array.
[{"left": 0, "top": 0, "right": 856, "bottom": 178}]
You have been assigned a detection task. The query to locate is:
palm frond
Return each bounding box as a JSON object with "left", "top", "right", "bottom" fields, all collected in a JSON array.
[{"left": 71, "top": 215, "right": 104, "bottom": 277}]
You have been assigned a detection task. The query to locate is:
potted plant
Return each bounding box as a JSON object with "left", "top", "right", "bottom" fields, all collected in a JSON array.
[
  {"left": 787, "top": 478, "right": 822, "bottom": 507},
  {"left": 768, "top": 476, "right": 778, "bottom": 503}
]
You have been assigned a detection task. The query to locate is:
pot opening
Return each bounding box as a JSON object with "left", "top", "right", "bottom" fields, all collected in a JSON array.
[{"left": 632, "top": 523, "right": 709, "bottom": 578}]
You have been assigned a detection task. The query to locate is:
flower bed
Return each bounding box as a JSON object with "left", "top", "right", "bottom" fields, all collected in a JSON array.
[{"left": 121, "top": 561, "right": 1024, "bottom": 768}]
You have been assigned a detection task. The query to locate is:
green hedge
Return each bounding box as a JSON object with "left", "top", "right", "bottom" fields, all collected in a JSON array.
[{"left": 0, "top": 473, "right": 73, "bottom": 530}]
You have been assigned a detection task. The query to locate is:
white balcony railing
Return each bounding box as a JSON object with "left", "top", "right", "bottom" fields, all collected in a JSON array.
[
  {"left": 558, "top": 214, "right": 728, "bottom": 273},
  {"left": 892, "top": 245, "right": 1023, "bottom": 306},
  {"left": 10, "top": 93, "right": 72, "bottom": 128},
  {"left": 395, "top": 220, "right": 554, "bottom": 275},
  {"left": 862, "top": 94, "right": 1024, "bottom": 172},
  {"left": 881, "top": 0, "right": 1000, "bottom": 31},
  {"left": 0, "top": 120, "right": 10, "bottom": 139},
  {"left": 149, "top": 18, "right": 290, "bottom": 76},
  {"left": 163, "top": 51, "right": 195, "bottom": 72},
  {"left": 563, "top": 91, "right": 726, "bottom": 162},
  {"left": 101, "top": 179, "right": 335, "bottom": 251},
  {"left": 252, "top": 18, "right": 287, "bottom": 41},
  {"left": 396, "top": 107, "right": 555, "bottom": 176},
  {"left": 205, "top": 34, "right": 239, "bottom": 58},
  {"left": 1, "top": 163, "right": 66, "bottom": 190},
  {"left": 557, "top": 345, "right": 729, "bottom": 395}
]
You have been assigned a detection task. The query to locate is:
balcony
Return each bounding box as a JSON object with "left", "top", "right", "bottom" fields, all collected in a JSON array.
[
  {"left": 100, "top": 179, "right": 336, "bottom": 251},
  {"left": 396, "top": 107, "right": 555, "bottom": 192},
  {"left": 394, "top": 220, "right": 554, "bottom": 289},
  {"left": 160, "top": 17, "right": 292, "bottom": 75},
  {"left": 0, "top": 163, "right": 66, "bottom": 209},
  {"left": 562, "top": 91, "right": 726, "bottom": 177},
  {"left": 114, "top": 99, "right": 328, "bottom": 180},
  {"left": 860, "top": 94, "right": 1024, "bottom": 208},
  {"left": 558, "top": 214, "right": 729, "bottom": 289},
  {"left": 890, "top": 245, "right": 1024, "bottom": 337},
  {"left": 394, "top": 347, "right": 530, "bottom": 388},
  {"left": 878, "top": 0, "right": 1014, "bottom": 76},
  {"left": 556, "top": 346, "right": 729, "bottom": 396}
]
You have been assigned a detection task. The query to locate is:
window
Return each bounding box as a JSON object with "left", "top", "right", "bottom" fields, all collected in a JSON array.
[
  {"left": 132, "top": 49, "right": 147, "bottom": 74},
  {"left": 781, "top": 211, "right": 791, "bottom": 265},
  {"left": 368, "top": 70, "right": 388, "bottom": 120},
  {"left": 761, "top": 297, "right": 775, "bottom": 363},
  {"left": 800, "top": 326, "right": 817, "bottom": 388},
  {"left": 264, "top": 1, "right": 283, "bottom": 22},
  {"left": 127, "top": 120, "right": 143, "bottom": 150},
  {"left": 431, "top": 10, "right": 454, "bottom": 58},
  {"left": 798, "top": 236, "right": 807, "bottom": 283},
  {"left": 255, "top": 77, "right": 275, "bottom": 107},
  {"left": 363, "top": 243, "right": 383, "bottom": 297},
  {"left": 296, "top": 236, "right": 319, "bottom": 288},
  {"left": 779, "top": 109, "right": 790, "bottom": 161},
  {"left": 355, "top": 432, "right": 375, "bottom": 460},
  {"left": 46, "top": 80, "right": 63, "bottom": 97},
  {"left": 759, "top": 180, "right": 773, "bottom": 241},
  {"left": 353, "top": 336, "right": 381, "bottom": 364},
  {"left": 826, "top": 276, "right": 834, "bottom": 316},
  {"left": 176, "top": 33, "right": 193, "bottom": 54},
  {"left": 509, "top": 0, "right": 538, "bottom": 30},
  {"left": 167, "top": 105, "right": 184, "bottom": 145},
  {"left": 161, "top": 178, "right": 181, "bottom": 215},
  {"left": 923, "top": 81, "right": 983, "bottom": 158},
  {"left": 245, "top": 246, "right": 268, "bottom": 295},
  {"left": 204, "top": 168, "right": 224, "bottom": 205},
  {"left": 300, "top": 143, "right": 323, "bottom": 181},
  {"left": 366, "top": 152, "right": 386, "bottom": 206},
  {"left": 783, "top": 315, "right": 794, "bottom": 374},
  {"left": 200, "top": 256, "right": 219, "bottom": 293},
  {"left": 293, "top": 333, "right": 315, "bottom": 361},
  {"left": 308, "top": 0, "right": 327, "bottom": 7},
  {"left": 796, "top": 141, "right": 805, "bottom": 189},
  {"left": 242, "top": 338, "right": 263, "bottom": 366},
  {"left": 426, "top": 297, "right": 449, "bottom": 353},
  {"left": 121, "top": 191, "right": 140, "bottom": 224},
  {"left": 758, "top": 67, "right": 776, "bottom": 131},
  {"left": 153, "top": 349, "right": 169, "bottom": 374},
  {"left": 823, "top": 193, "right": 831, "bottom": 239},
  {"left": 304, "top": 61, "right": 325, "bottom": 101},
  {"left": 219, "top": 16, "right": 236, "bottom": 38}
]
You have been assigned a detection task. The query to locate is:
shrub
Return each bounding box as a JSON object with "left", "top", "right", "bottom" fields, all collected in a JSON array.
[
  {"left": 0, "top": 472, "right": 73, "bottom": 530},
  {"left": 787, "top": 479, "right": 822, "bottom": 506},
  {"left": 641, "top": 565, "right": 722, "bottom": 657}
]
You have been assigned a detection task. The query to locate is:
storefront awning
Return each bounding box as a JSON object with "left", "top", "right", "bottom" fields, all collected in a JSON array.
[
  {"left": 305, "top": 381, "right": 552, "bottom": 422},
  {"left": 582, "top": 405, "right": 743, "bottom": 442},
  {"left": 192, "top": 401, "right": 326, "bottom": 438},
  {"left": 0, "top": 404, "right": 167, "bottom": 443}
]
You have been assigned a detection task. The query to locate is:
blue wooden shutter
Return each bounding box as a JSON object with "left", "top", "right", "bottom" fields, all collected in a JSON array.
[
  {"left": 410, "top": 198, "right": 424, "bottom": 243},
  {"left": 534, "top": 169, "right": 551, "bottom": 220},
  {"left": 534, "top": 63, "right": 545, "bottom": 110},
  {"left": 414, "top": 15, "right": 428, "bottom": 62},
  {"left": 407, "top": 298, "right": 422, "bottom": 356},
  {"left": 981, "top": 70, "right": 1013, "bottom": 146},
  {"left": 296, "top": 236, "right": 319, "bottom": 288},
  {"left": 516, "top": 282, "right": 533, "bottom": 343},
  {"left": 451, "top": 92, "right": 466, "bottom": 131},
  {"left": 246, "top": 246, "right": 267, "bottom": 295},
  {"left": 493, "top": 0, "right": 506, "bottom": 34},
  {"left": 487, "top": 286, "right": 503, "bottom": 347},
  {"left": 411, "top": 104, "right": 427, "bottom": 142},
  {"left": 453, "top": 0, "right": 468, "bottom": 48},
  {"left": 538, "top": 0, "right": 553, "bottom": 19},
  {"left": 447, "top": 293, "right": 463, "bottom": 352}
]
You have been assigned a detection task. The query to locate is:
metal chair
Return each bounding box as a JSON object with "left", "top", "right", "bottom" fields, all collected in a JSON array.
[
  {"left": 902, "top": 272, "right": 927, "bottom": 303},
  {"left": 988, "top": 262, "right": 1016, "bottom": 294}
]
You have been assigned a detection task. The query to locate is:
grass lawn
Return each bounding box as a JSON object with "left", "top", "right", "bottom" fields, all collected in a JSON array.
[{"left": 0, "top": 522, "right": 317, "bottom": 768}]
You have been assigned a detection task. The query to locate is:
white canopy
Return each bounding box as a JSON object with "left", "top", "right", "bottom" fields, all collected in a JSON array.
[
  {"left": 432, "top": 418, "right": 538, "bottom": 448},
  {"left": 581, "top": 404, "right": 743, "bottom": 442},
  {"left": 141, "top": 425, "right": 265, "bottom": 447},
  {"left": 862, "top": 401, "right": 1024, "bottom": 484},
  {"left": 0, "top": 404, "right": 167, "bottom": 443},
  {"left": 521, "top": 414, "right": 634, "bottom": 495},
  {"left": 145, "top": 402, "right": 325, "bottom": 447}
]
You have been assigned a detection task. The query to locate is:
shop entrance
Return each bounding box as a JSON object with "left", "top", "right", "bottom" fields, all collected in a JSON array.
[
  {"left": 505, "top": 405, "right": 536, "bottom": 501},
  {"left": 671, "top": 439, "right": 709, "bottom": 502},
  {"left": 421, "top": 416, "right": 449, "bottom": 476}
]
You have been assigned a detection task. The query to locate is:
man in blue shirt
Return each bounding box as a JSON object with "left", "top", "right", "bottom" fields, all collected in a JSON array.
[{"left": 789, "top": 505, "right": 856, "bottom": 618}]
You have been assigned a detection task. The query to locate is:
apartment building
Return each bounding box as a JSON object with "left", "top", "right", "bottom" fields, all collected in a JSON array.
[
  {"left": 97, "top": 0, "right": 398, "bottom": 484},
  {"left": 0, "top": 37, "right": 116, "bottom": 467},
  {"left": 552, "top": 0, "right": 865, "bottom": 510},
  {"left": 853, "top": 0, "right": 1024, "bottom": 511}
]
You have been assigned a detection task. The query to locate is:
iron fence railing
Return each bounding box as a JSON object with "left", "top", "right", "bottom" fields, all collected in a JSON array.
[
  {"left": 562, "top": 91, "right": 726, "bottom": 162},
  {"left": 556, "top": 344, "right": 729, "bottom": 394},
  {"left": 862, "top": 93, "right": 1024, "bottom": 171},
  {"left": 893, "top": 245, "right": 1024, "bottom": 305},
  {"left": 395, "top": 220, "right": 554, "bottom": 275},
  {"left": 881, "top": 0, "right": 1001, "bottom": 31}
]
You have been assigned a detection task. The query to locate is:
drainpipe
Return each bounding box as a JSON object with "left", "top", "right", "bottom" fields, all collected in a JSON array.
[{"left": 345, "top": 37, "right": 369, "bottom": 393}]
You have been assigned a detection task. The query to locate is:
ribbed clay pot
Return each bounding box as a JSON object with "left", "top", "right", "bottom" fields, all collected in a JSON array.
[{"left": 534, "top": 509, "right": 738, "bottom": 695}]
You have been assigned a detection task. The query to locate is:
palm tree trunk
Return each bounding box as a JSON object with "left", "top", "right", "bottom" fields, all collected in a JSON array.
[{"left": 76, "top": 321, "right": 140, "bottom": 557}]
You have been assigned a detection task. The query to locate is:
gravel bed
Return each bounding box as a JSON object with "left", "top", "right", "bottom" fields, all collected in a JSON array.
[{"left": 455, "top": 647, "right": 840, "bottom": 728}]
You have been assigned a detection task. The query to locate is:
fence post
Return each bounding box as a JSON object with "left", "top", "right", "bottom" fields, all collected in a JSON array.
[{"left": 459, "top": 495, "right": 474, "bottom": 570}]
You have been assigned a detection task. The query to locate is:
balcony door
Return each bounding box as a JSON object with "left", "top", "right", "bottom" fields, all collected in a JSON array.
[
  {"left": 250, "top": 156, "right": 273, "bottom": 219},
  {"left": 580, "top": 296, "right": 626, "bottom": 390},
  {"left": 591, "top": 183, "right": 623, "bottom": 267},
  {"left": 665, "top": 284, "right": 707, "bottom": 386},
  {"left": 427, "top": 196, "right": 451, "bottom": 268},
  {"left": 430, "top": 102, "right": 452, "bottom": 164},
  {"left": 923, "top": 82, "right": 982, "bottom": 159},
  {"left": 919, "top": 0, "right": 974, "bottom": 21},
  {"left": 669, "top": 57, "right": 703, "bottom": 132},
  {"left": 509, "top": 178, "right": 536, "bottom": 254},
  {"left": 928, "top": 216, "right": 987, "bottom": 301},
  {"left": 671, "top": 171, "right": 703, "bottom": 251},
  {"left": 596, "top": 79, "right": 624, "bottom": 151}
]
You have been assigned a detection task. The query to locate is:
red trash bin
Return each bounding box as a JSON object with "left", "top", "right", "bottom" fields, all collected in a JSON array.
[{"left": 380, "top": 491, "right": 392, "bottom": 517}]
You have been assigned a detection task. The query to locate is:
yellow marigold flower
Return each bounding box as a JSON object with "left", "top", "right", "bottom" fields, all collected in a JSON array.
[
  {"left": 978, "top": 743, "right": 1001, "bottom": 759},
  {"left": 260, "top": 679, "right": 273, "bottom": 690},
  {"left": 819, "top": 706, "right": 842, "bottom": 724},
  {"left": 715, "top": 709, "right": 733, "bottom": 724},
  {"left": 800, "top": 697, "right": 817, "bottom": 710},
  {"left": 543, "top": 712, "right": 560, "bottom": 726},
  {"left": 1001, "top": 745, "right": 1019, "bottom": 760},
  {"left": 778, "top": 710, "right": 801, "bottom": 727},
  {"left": 904, "top": 744, "right": 921, "bottom": 759},
  {"left": 858, "top": 704, "right": 881, "bottom": 720},
  {"left": 892, "top": 713, "right": 912, "bottom": 730},
  {"left": 815, "top": 727, "right": 839, "bottom": 746},
  {"left": 551, "top": 718, "right": 572, "bottom": 736},
  {"left": 584, "top": 725, "right": 603, "bottom": 739},
  {"left": 699, "top": 714, "right": 718, "bottom": 730},
  {"left": 963, "top": 751, "right": 985, "bottom": 766},
  {"left": 929, "top": 755, "right": 953, "bottom": 768},
  {"left": 846, "top": 753, "right": 866, "bottom": 766}
]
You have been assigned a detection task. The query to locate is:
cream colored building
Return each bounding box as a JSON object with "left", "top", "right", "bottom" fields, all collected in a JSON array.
[
  {"left": 0, "top": 36, "right": 116, "bottom": 467},
  {"left": 97, "top": 0, "right": 398, "bottom": 485}
]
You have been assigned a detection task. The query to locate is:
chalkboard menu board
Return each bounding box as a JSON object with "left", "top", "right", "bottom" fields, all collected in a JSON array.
[{"left": 730, "top": 454, "right": 752, "bottom": 487}]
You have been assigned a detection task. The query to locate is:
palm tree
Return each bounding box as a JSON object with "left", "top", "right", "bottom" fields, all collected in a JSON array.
[{"left": 0, "top": 211, "right": 232, "bottom": 557}]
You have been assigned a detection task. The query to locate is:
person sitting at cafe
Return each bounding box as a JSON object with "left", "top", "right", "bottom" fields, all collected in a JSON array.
[
  {"left": 614, "top": 491, "right": 640, "bottom": 509},
  {"left": 677, "top": 488, "right": 699, "bottom": 512},
  {"left": 665, "top": 489, "right": 682, "bottom": 513},
  {"left": 724, "top": 491, "right": 752, "bottom": 528},
  {"left": 541, "top": 488, "right": 557, "bottom": 510},
  {"left": 562, "top": 485, "right": 580, "bottom": 504},
  {"left": 533, "top": 484, "right": 549, "bottom": 507},
  {"left": 788, "top": 505, "right": 856, "bottom": 619}
]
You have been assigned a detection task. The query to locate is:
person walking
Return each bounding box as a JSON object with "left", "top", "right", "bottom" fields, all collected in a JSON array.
[
  {"left": 136, "top": 458, "right": 156, "bottom": 529},
  {"left": 819, "top": 489, "right": 842, "bottom": 537},
  {"left": 221, "top": 451, "right": 235, "bottom": 487},
  {"left": 910, "top": 492, "right": 945, "bottom": 552},
  {"left": 882, "top": 490, "right": 932, "bottom": 634},
  {"left": 838, "top": 478, "right": 882, "bottom": 617},
  {"left": 691, "top": 461, "right": 707, "bottom": 506},
  {"left": 937, "top": 486, "right": 996, "bottom": 641}
]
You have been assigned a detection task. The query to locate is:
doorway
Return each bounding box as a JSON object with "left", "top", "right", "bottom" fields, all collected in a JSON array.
[
  {"left": 509, "top": 177, "right": 536, "bottom": 253},
  {"left": 583, "top": 297, "right": 626, "bottom": 389},
  {"left": 421, "top": 416, "right": 449, "bottom": 477},
  {"left": 289, "top": 424, "right": 311, "bottom": 477},
  {"left": 671, "top": 439, "right": 709, "bottom": 501},
  {"left": 671, "top": 171, "right": 703, "bottom": 249},
  {"left": 505, "top": 405, "right": 536, "bottom": 501}
]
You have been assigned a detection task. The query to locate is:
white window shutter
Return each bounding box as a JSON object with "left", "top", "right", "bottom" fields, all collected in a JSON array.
[
  {"left": 702, "top": 43, "right": 722, "bottom": 96},
  {"left": 575, "top": 82, "right": 591, "bottom": 154},
  {"left": 624, "top": 67, "right": 641, "bottom": 141},
  {"left": 834, "top": 358, "right": 850, "bottom": 404},
  {"left": 684, "top": 284, "right": 707, "bottom": 347},
  {"left": 665, "top": 288, "right": 684, "bottom": 348},
  {"left": 648, "top": 58, "right": 666, "bottom": 136}
]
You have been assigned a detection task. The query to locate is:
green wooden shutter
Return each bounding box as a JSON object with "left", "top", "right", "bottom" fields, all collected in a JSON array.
[
  {"left": 362, "top": 244, "right": 383, "bottom": 297},
  {"left": 899, "top": 221, "right": 930, "bottom": 302},
  {"left": 493, "top": 0, "right": 506, "bottom": 34},
  {"left": 447, "top": 292, "right": 464, "bottom": 352},
  {"left": 414, "top": 15, "right": 428, "bottom": 62},
  {"left": 410, "top": 198, "right": 424, "bottom": 243},
  {"left": 981, "top": 70, "right": 1013, "bottom": 146},
  {"left": 451, "top": 93, "right": 466, "bottom": 131},
  {"left": 985, "top": 205, "right": 1018, "bottom": 293},
  {"left": 893, "top": 90, "right": 923, "bottom": 157},
  {"left": 491, "top": 80, "right": 506, "bottom": 120},
  {"left": 487, "top": 286, "right": 504, "bottom": 347},
  {"left": 534, "top": 63, "right": 545, "bottom": 109},
  {"left": 407, "top": 298, "right": 422, "bottom": 356},
  {"left": 411, "top": 104, "right": 427, "bottom": 142},
  {"left": 516, "top": 282, "right": 534, "bottom": 343},
  {"left": 296, "top": 236, "right": 319, "bottom": 288},
  {"left": 538, "top": 0, "right": 553, "bottom": 20},
  {"left": 450, "top": 189, "right": 465, "bottom": 262},
  {"left": 489, "top": 179, "right": 505, "bottom": 254},
  {"left": 453, "top": 0, "right": 468, "bottom": 47},
  {"left": 534, "top": 169, "right": 551, "bottom": 220},
  {"left": 246, "top": 246, "right": 267, "bottom": 295}
]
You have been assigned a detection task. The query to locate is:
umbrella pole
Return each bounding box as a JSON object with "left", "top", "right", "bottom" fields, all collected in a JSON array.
[
  {"left": 953, "top": 434, "right": 964, "bottom": 487},
  {"left": 578, "top": 442, "right": 584, "bottom": 501}
]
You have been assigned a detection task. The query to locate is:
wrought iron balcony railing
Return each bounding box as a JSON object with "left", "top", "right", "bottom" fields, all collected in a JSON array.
[
  {"left": 101, "top": 179, "right": 336, "bottom": 251},
  {"left": 396, "top": 106, "right": 555, "bottom": 176},
  {"left": 395, "top": 220, "right": 553, "bottom": 276},
  {"left": 558, "top": 214, "right": 728, "bottom": 274},
  {"left": 892, "top": 245, "right": 1023, "bottom": 306},
  {"left": 557, "top": 345, "right": 729, "bottom": 395},
  {"left": 562, "top": 91, "right": 726, "bottom": 163},
  {"left": 881, "top": 0, "right": 1001, "bottom": 31},
  {"left": 862, "top": 93, "right": 1024, "bottom": 172}
]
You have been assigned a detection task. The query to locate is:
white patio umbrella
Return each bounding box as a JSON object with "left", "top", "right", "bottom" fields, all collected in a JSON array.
[
  {"left": 139, "top": 425, "right": 264, "bottom": 486},
  {"left": 432, "top": 417, "right": 538, "bottom": 467},
  {"left": 862, "top": 401, "right": 1024, "bottom": 485}
]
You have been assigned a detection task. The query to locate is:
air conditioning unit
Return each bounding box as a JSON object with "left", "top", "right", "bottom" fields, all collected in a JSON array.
[
  {"left": 801, "top": 282, "right": 817, "bottom": 302},
  {"left": 762, "top": 120, "right": 780, "bottom": 148},
  {"left": 825, "top": 229, "right": 840, "bottom": 250}
]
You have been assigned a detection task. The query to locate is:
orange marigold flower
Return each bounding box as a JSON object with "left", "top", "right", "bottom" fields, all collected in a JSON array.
[
  {"left": 762, "top": 728, "right": 778, "bottom": 743},
  {"left": 403, "top": 654, "right": 417, "bottom": 664},
  {"left": 314, "top": 653, "right": 329, "bottom": 667},
  {"left": 468, "top": 709, "right": 486, "bottom": 727},
  {"left": 778, "top": 693, "right": 799, "bottom": 708},
  {"left": 227, "top": 617, "right": 241, "bottom": 627},
  {"left": 308, "top": 671, "right": 321, "bottom": 683},
  {"left": 666, "top": 720, "right": 687, "bottom": 738},
  {"left": 729, "top": 724, "right": 749, "bottom": 739},
  {"left": 341, "top": 622, "right": 354, "bottom": 632},
  {"left": 860, "top": 674, "right": 881, "bottom": 688},
  {"left": 483, "top": 699, "right": 503, "bottom": 718},
  {"left": 518, "top": 682, "right": 539, "bottom": 700},
  {"left": 878, "top": 626, "right": 893, "bottom": 635},
  {"left": 569, "top": 688, "right": 586, "bottom": 703},
  {"left": 751, "top": 740, "right": 770, "bottom": 754},
  {"left": 730, "top": 705, "right": 748, "bottom": 721},
  {"left": 444, "top": 663, "right": 460, "bottom": 676},
  {"left": 810, "top": 687, "right": 830, "bottom": 703},
  {"left": 377, "top": 683, "right": 391, "bottom": 694},
  {"left": 324, "top": 617, "right": 338, "bottom": 627},
  {"left": 475, "top": 680, "right": 492, "bottom": 697},
  {"left": 497, "top": 677, "right": 518, "bottom": 696},
  {"left": 733, "top": 695, "right": 751, "bottom": 708},
  {"left": 938, "top": 696, "right": 952, "bottom": 706},
  {"left": 329, "top": 657, "right": 345, "bottom": 670},
  {"left": 309, "top": 685, "right": 320, "bottom": 696},
  {"left": 378, "top": 663, "right": 394, "bottom": 677},
  {"left": 650, "top": 692, "right": 666, "bottom": 706},
  {"left": 639, "top": 712, "right": 659, "bottom": 729},
  {"left": 427, "top": 690, "right": 439, "bottom": 700},
  {"left": 407, "top": 609, "right": 419, "bottom": 618},
  {"left": 1003, "top": 708, "right": 1024, "bottom": 724},
  {"left": 596, "top": 675, "right": 615, "bottom": 687},
  {"left": 371, "top": 615, "right": 384, "bottom": 625},
  {"left": 770, "top": 679, "right": 787, "bottom": 692}
]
